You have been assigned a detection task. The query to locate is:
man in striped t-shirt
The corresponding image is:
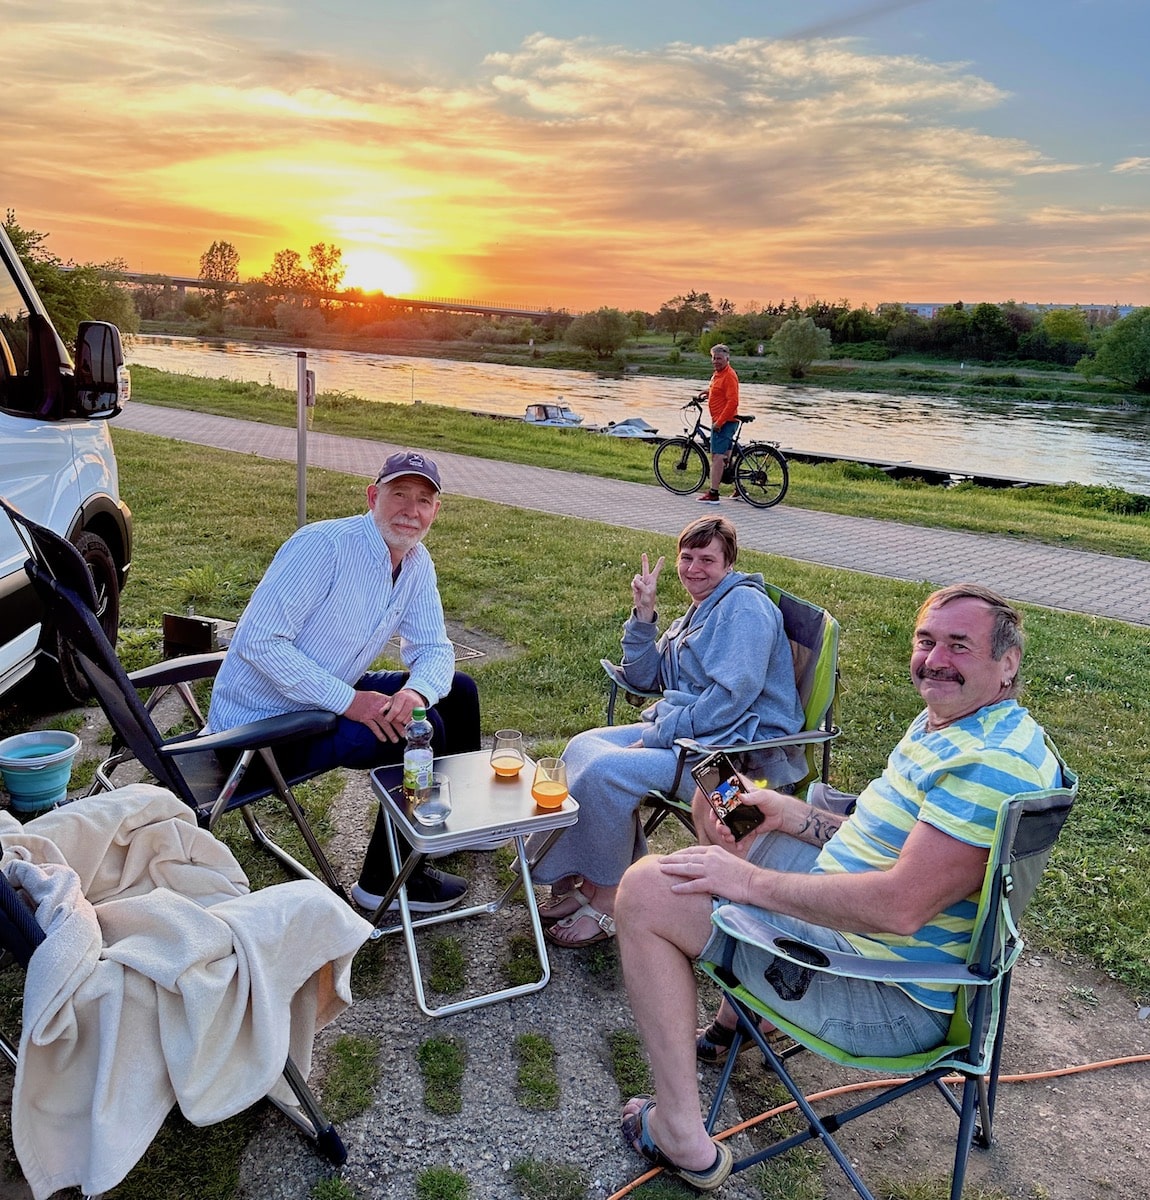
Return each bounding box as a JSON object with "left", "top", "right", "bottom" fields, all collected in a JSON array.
[{"left": 613, "top": 584, "right": 1063, "bottom": 1190}]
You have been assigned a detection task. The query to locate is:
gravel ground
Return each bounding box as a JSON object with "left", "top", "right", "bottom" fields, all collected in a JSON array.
[{"left": 2, "top": 709, "right": 1147, "bottom": 1199}]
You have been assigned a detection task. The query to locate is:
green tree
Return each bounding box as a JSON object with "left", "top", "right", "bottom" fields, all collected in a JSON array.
[
  {"left": 770, "top": 316, "right": 831, "bottom": 379},
  {"left": 3, "top": 210, "right": 139, "bottom": 340},
  {"left": 627, "top": 310, "right": 649, "bottom": 338},
  {"left": 262, "top": 249, "right": 308, "bottom": 297},
  {"left": 967, "top": 302, "right": 1016, "bottom": 357},
  {"left": 565, "top": 307, "right": 631, "bottom": 358},
  {"left": 834, "top": 305, "right": 887, "bottom": 344},
  {"left": 1079, "top": 307, "right": 1150, "bottom": 392},
  {"left": 1040, "top": 307, "right": 1090, "bottom": 343},
  {"left": 198, "top": 240, "right": 240, "bottom": 311},
  {"left": 655, "top": 290, "right": 715, "bottom": 345},
  {"left": 306, "top": 242, "right": 346, "bottom": 307}
]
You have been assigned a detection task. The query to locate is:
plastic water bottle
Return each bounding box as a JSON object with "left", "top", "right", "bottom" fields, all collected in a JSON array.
[{"left": 402, "top": 706, "right": 434, "bottom": 812}]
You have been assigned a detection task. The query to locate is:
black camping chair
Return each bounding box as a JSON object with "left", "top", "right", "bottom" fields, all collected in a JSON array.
[
  {"left": 698, "top": 747, "right": 1077, "bottom": 1200},
  {"left": 0, "top": 845, "right": 347, "bottom": 1174},
  {"left": 0, "top": 498, "right": 348, "bottom": 901}
]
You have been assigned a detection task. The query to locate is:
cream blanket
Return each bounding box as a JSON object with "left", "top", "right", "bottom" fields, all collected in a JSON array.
[{"left": 0, "top": 784, "right": 372, "bottom": 1200}]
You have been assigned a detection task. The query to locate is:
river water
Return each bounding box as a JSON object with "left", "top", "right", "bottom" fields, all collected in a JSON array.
[{"left": 126, "top": 335, "right": 1150, "bottom": 494}]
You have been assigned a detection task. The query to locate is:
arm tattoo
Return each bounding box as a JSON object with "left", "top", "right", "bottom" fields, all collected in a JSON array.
[{"left": 796, "top": 809, "right": 842, "bottom": 844}]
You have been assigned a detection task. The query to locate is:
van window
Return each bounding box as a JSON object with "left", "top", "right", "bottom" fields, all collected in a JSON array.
[{"left": 0, "top": 255, "right": 33, "bottom": 414}]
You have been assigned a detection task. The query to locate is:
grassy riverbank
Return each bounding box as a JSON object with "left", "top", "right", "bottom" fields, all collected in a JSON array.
[
  {"left": 141, "top": 320, "right": 1148, "bottom": 409},
  {"left": 129, "top": 364, "right": 1150, "bottom": 560},
  {"left": 108, "top": 430, "right": 1150, "bottom": 998}
]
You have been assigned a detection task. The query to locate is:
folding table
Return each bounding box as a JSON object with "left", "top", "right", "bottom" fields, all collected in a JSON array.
[{"left": 367, "top": 750, "right": 578, "bottom": 1017}]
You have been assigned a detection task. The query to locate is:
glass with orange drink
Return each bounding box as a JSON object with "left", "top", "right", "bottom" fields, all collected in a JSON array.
[
  {"left": 490, "top": 729, "right": 525, "bottom": 778},
  {"left": 531, "top": 757, "right": 568, "bottom": 809}
]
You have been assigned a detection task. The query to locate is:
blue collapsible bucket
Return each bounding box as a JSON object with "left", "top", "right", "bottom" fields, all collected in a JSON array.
[{"left": 0, "top": 731, "right": 82, "bottom": 813}]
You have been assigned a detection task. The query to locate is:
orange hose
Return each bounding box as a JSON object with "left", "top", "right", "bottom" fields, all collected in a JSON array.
[{"left": 608, "top": 1052, "right": 1150, "bottom": 1199}]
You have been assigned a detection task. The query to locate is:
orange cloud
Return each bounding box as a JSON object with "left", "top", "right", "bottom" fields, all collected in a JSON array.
[{"left": 5, "top": 3, "right": 1146, "bottom": 308}]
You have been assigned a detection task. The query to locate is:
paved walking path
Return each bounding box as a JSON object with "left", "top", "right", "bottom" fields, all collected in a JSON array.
[{"left": 119, "top": 404, "right": 1150, "bottom": 626}]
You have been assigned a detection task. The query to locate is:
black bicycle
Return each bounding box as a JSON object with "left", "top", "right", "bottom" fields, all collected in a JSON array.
[{"left": 652, "top": 392, "right": 789, "bottom": 508}]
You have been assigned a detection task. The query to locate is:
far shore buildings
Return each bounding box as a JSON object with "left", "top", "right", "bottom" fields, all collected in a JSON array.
[{"left": 885, "top": 301, "right": 1137, "bottom": 322}]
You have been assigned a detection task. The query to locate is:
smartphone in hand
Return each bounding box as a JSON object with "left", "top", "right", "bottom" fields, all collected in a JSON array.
[{"left": 690, "top": 751, "right": 765, "bottom": 840}]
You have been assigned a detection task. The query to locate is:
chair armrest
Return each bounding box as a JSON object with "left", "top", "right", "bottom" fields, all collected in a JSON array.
[
  {"left": 673, "top": 728, "right": 840, "bottom": 759},
  {"left": 710, "top": 905, "right": 1003, "bottom": 987},
  {"left": 162, "top": 709, "right": 339, "bottom": 755},
  {"left": 600, "top": 659, "right": 660, "bottom": 700},
  {"left": 129, "top": 652, "right": 227, "bottom": 688},
  {"left": 602, "top": 658, "right": 662, "bottom": 726}
]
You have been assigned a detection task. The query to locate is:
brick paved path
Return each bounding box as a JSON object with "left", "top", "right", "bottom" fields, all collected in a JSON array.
[{"left": 118, "top": 404, "right": 1150, "bottom": 626}]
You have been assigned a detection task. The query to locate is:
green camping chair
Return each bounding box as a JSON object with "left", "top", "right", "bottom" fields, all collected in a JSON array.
[
  {"left": 601, "top": 583, "right": 840, "bottom": 838},
  {"left": 698, "top": 742, "right": 1077, "bottom": 1200}
]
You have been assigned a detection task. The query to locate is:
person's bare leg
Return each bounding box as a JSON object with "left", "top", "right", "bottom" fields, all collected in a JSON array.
[
  {"left": 709, "top": 452, "right": 725, "bottom": 492},
  {"left": 616, "top": 855, "right": 719, "bottom": 1170}
]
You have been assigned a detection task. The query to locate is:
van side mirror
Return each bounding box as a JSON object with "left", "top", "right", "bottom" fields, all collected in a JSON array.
[{"left": 75, "top": 321, "right": 131, "bottom": 416}]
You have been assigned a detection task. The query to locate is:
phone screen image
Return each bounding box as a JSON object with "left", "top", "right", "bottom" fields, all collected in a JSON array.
[{"left": 690, "top": 752, "right": 765, "bottom": 839}]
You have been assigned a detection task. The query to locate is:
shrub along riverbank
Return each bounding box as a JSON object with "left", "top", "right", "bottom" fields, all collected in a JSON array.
[
  {"left": 140, "top": 320, "right": 1150, "bottom": 409},
  {"left": 129, "top": 364, "right": 1150, "bottom": 559}
]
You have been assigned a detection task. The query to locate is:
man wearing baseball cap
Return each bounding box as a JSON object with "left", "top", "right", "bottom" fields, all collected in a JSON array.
[{"left": 206, "top": 449, "right": 480, "bottom": 912}]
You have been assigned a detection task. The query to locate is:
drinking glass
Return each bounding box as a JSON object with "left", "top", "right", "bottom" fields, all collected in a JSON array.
[
  {"left": 490, "top": 729, "right": 525, "bottom": 778},
  {"left": 412, "top": 773, "right": 452, "bottom": 826},
  {"left": 531, "top": 757, "right": 568, "bottom": 809}
]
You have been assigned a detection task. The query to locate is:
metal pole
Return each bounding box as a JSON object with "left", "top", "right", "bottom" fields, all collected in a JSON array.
[{"left": 296, "top": 351, "right": 307, "bottom": 528}]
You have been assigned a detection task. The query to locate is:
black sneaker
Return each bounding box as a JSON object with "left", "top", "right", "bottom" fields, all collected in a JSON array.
[
  {"left": 696, "top": 490, "right": 721, "bottom": 503},
  {"left": 351, "top": 864, "right": 469, "bottom": 913}
]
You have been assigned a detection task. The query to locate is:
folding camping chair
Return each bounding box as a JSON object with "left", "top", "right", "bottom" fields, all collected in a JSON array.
[
  {"left": 602, "top": 583, "right": 840, "bottom": 838},
  {"left": 698, "top": 744, "right": 1077, "bottom": 1200},
  {"left": 0, "top": 814, "right": 348, "bottom": 1188},
  {"left": 0, "top": 498, "right": 348, "bottom": 901}
]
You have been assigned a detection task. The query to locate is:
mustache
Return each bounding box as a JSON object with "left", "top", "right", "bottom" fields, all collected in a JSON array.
[{"left": 917, "top": 666, "right": 965, "bottom": 685}]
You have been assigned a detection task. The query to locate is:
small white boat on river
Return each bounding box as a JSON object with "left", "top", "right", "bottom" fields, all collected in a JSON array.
[
  {"left": 523, "top": 402, "right": 584, "bottom": 427},
  {"left": 601, "top": 417, "right": 659, "bottom": 439}
]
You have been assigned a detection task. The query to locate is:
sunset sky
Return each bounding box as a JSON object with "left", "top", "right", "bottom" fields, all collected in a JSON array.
[{"left": 6, "top": 0, "right": 1149, "bottom": 312}]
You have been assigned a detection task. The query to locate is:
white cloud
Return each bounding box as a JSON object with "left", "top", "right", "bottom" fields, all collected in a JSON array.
[{"left": 3, "top": 4, "right": 1144, "bottom": 305}]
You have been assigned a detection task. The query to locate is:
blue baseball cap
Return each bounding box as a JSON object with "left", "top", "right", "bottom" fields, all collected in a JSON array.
[{"left": 374, "top": 450, "right": 442, "bottom": 493}]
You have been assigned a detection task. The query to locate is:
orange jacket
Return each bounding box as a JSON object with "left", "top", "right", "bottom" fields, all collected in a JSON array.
[{"left": 707, "top": 364, "right": 739, "bottom": 427}]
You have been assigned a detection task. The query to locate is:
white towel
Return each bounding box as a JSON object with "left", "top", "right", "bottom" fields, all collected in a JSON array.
[{"left": 0, "top": 784, "right": 372, "bottom": 1200}]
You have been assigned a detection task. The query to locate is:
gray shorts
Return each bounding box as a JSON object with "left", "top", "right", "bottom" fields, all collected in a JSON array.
[{"left": 700, "top": 833, "right": 951, "bottom": 1058}]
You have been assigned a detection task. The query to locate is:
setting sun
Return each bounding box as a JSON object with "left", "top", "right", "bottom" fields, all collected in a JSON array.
[{"left": 340, "top": 250, "right": 418, "bottom": 297}]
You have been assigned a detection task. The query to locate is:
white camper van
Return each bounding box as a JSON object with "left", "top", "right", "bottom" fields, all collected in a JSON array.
[{"left": 0, "top": 225, "right": 132, "bottom": 701}]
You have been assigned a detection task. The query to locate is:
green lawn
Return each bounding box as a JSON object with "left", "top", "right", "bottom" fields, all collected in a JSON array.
[
  {"left": 128, "top": 365, "right": 1150, "bottom": 561},
  {"left": 107, "top": 428, "right": 1150, "bottom": 1001}
]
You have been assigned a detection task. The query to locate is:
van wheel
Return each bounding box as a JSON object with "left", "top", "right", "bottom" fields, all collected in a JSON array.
[{"left": 54, "top": 532, "right": 122, "bottom": 704}]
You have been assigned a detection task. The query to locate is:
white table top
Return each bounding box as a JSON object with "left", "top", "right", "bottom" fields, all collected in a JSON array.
[{"left": 369, "top": 749, "right": 578, "bottom": 854}]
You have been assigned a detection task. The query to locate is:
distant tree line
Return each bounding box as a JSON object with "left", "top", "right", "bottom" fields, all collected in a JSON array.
[{"left": 5, "top": 216, "right": 1148, "bottom": 391}]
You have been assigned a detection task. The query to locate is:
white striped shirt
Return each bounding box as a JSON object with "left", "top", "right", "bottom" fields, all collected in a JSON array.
[{"left": 206, "top": 511, "right": 453, "bottom": 731}]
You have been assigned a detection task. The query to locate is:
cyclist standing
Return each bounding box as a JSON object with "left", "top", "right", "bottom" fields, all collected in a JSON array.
[{"left": 698, "top": 343, "right": 739, "bottom": 502}]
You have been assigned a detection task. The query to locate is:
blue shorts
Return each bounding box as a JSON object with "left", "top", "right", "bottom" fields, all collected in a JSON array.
[
  {"left": 710, "top": 420, "right": 739, "bottom": 455},
  {"left": 700, "top": 833, "right": 952, "bottom": 1058}
]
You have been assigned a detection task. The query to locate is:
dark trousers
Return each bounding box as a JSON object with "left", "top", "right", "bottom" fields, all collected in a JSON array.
[{"left": 281, "top": 670, "right": 481, "bottom": 889}]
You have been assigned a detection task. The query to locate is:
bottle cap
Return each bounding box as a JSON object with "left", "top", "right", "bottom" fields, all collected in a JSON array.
[{"left": 412, "top": 706, "right": 427, "bottom": 719}]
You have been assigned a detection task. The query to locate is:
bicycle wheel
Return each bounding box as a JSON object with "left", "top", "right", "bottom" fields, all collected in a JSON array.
[
  {"left": 653, "top": 438, "right": 709, "bottom": 495},
  {"left": 734, "top": 443, "right": 789, "bottom": 508}
]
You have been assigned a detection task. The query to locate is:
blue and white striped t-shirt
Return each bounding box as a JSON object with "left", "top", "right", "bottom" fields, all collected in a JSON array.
[{"left": 814, "top": 700, "right": 1060, "bottom": 1011}]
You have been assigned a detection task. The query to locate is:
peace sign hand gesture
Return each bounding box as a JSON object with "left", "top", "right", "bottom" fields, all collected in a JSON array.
[{"left": 631, "top": 552, "right": 665, "bottom": 622}]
